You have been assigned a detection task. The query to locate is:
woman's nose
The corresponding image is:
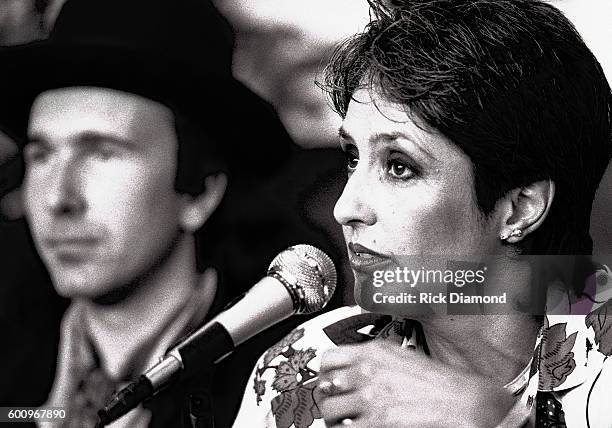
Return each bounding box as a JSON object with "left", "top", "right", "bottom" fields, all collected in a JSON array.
[{"left": 333, "top": 170, "right": 376, "bottom": 227}]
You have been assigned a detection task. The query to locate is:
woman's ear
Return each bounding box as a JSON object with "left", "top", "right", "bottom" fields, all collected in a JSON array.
[
  {"left": 497, "top": 180, "right": 555, "bottom": 244},
  {"left": 180, "top": 173, "right": 228, "bottom": 233}
]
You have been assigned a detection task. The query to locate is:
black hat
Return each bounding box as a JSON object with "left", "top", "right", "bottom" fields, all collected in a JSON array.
[{"left": 0, "top": 0, "right": 293, "bottom": 177}]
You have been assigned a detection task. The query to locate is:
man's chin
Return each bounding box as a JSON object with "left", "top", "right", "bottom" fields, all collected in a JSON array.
[
  {"left": 54, "top": 277, "right": 148, "bottom": 307},
  {"left": 52, "top": 278, "right": 118, "bottom": 301},
  {"left": 48, "top": 267, "right": 120, "bottom": 298}
]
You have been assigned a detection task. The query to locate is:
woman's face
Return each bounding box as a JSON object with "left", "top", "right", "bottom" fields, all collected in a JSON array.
[{"left": 335, "top": 89, "right": 501, "bottom": 299}]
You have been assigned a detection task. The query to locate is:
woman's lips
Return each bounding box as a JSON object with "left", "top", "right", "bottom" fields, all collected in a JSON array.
[{"left": 347, "top": 242, "right": 391, "bottom": 271}]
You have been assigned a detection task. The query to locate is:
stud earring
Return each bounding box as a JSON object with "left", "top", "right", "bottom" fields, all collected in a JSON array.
[
  {"left": 501, "top": 229, "right": 522, "bottom": 241},
  {"left": 510, "top": 229, "right": 523, "bottom": 238}
]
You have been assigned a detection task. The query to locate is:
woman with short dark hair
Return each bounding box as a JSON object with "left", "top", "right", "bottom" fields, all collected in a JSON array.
[{"left": 235, "top": 1, "right": 612, "bottom": 426}]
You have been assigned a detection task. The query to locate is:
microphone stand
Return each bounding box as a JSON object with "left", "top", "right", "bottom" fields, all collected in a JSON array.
[
  {"left": 188, "top": 389, "right": 215, "bottom": 428},
  {"left": 185, "top": 362, "right": 215, "bottom": 428},
  {"left": 95, "top": 359, "right": 217, "bottom": 427}
]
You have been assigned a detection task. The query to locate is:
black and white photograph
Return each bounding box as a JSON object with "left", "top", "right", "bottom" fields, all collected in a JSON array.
[{"left": 0, "top": 0, "right": 611, "bottom": 427}]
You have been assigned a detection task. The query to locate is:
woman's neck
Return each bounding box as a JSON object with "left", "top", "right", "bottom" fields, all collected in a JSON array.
[
  {"left": 414, "top": 257, "right": 542, "bottom": 384},
  {"left": 418, "top": 314, "right": 539, "bottom": 385}
]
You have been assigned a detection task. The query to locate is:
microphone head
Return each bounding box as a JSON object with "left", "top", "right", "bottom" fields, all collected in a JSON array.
[{"left": 267, "top": 244, "right": 337, "bottom": 314}]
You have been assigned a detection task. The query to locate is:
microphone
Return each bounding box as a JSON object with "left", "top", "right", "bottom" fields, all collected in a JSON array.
[{"left": 96, "top": 244, "right": 337, "bottom": 426}]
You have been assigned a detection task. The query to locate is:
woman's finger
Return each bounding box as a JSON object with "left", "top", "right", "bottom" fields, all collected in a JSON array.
[{"left": 320, "top": 391, "right": 364, "bottom": 426}]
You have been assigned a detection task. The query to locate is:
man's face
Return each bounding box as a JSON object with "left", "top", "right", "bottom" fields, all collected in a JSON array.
[{"left": 23, "top": 87, "right": 185, "bottom": 299}]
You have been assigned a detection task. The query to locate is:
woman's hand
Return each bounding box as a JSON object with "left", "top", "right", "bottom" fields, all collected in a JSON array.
[{"left": 318, "top": 340, "right": 515, "bottom": 428}]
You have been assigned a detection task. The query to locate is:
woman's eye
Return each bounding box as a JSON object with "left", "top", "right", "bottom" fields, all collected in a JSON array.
[
  {"left": 387, "top": 159, "right": 414, "bottom": 179},
  {"left": 344, "top": 149, "right": 358, "bottom": 171}
]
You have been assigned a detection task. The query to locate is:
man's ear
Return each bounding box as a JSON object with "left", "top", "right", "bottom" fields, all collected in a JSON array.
[
  {"left": 497, "top": 180, "right": 555, "bottom": 244},
  {"left": 180, "top": 173, "right": 228, "bottom": 233}
]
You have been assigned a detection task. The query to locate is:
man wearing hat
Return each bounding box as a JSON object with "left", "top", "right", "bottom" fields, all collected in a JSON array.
[{"left": 0, "top": 0, "right": 337, "bottom": 426}]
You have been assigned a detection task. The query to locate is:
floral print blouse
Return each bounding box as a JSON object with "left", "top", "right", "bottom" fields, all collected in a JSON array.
[{"left": 234, "top": 276, "right": 612, "bottom": 428}]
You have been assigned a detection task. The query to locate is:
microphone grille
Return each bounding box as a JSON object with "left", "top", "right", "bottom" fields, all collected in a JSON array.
[{"left": 268, "top": 244, "right": 337, "bottom": 314}]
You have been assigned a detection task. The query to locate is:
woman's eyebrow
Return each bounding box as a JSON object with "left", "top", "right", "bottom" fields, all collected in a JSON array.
[
  {"left": 338, "top": 126, "right": 438, "bottom": 162},
  {"left": 370, "top": 131, "right": 438, "bottom": 163}
]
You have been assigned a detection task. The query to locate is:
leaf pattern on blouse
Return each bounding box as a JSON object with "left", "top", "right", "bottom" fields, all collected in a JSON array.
[
  {"left": 537, "top": 320, "right": 578, "bottom": 391},
  {"left": 252, "top": 326, "right": 321, "bottom": 427},
  {"left": 271, "top": 382, "right": 323, "bottom": 428},
  {"left": 585, "top": 298, "right": 612, "bottom": 356}
]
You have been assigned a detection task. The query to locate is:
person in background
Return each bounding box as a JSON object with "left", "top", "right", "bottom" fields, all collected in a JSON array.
[{"left": 0, "top": 0, "right": 341, "bottom": 426}]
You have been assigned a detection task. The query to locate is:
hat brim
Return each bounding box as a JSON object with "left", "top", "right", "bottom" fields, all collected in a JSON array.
[{"left": 0, "top": 41, "right": 294, "bottom": 176}]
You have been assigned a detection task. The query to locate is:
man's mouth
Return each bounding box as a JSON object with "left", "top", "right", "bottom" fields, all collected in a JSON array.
[
  {"left": 46, "top": 236, "right": 99, "bottom": 248},
  {"left": 44, "top": 236, "right": 100, "bottom": 261}
]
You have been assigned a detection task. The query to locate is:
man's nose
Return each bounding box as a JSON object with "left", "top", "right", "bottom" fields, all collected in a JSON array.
[
  {"left": 333, "top": 169, "right": 376, "bottom": 227},
  {"left": 47, "top": 159, "right": 86, "bottom": 215}
]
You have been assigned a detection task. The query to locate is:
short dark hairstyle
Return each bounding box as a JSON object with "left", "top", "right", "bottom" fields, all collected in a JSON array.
[{"left": 322, "top": 0, "right": 612, "bottom": 255}]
